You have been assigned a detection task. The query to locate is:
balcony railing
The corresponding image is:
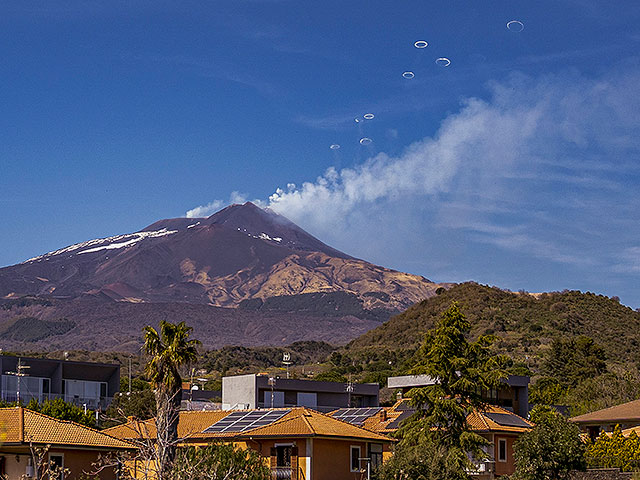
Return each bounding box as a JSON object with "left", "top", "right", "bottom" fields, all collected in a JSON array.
[
  {"left": 271, "top": 467, "right": 292, "bottom": 480},
  {"left": 1, "top": 392, "right": 113, "bottom": 410}
]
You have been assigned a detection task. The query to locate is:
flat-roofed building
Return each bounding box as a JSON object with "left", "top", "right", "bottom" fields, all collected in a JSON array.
[
  {"left": 222, "top": 374, "right": 379, "bottom": 412},
  {"left": 387, "top": 374, "right": 530, "bottom": 417},
  {"left": 0, "top": 355, "right": 119, "bottom": 410}
]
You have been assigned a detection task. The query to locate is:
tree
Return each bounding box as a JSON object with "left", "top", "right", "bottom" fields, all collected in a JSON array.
[
  {"left": 529, "top": 377, "right": 564, "bottom": 406},
  {"left": 170, "top": 444, "right": 271, "bottom": 480},
  {"left": 103, "top": 389, "right": 157, "bottom": 428},
  {"left": 26, "top": 398, "right": 96, "bottom": 428},
  {"left": 543, "top": 336, "right": 607, "bottom": 387},
  {"left": 586, "top": 425, "right": 640, "bottom": 472},
  {"left": 511, "top": 406, "right": 586, "bottom": 480},
  {"left": 377, "top": 302, "right": 508, "bottom": 480},
  {"left": 143, "top": 321, "right": 200, "bottom": 480}
]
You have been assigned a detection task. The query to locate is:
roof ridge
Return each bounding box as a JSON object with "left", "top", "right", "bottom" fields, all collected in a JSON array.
[
  {"left": 299, "top": 408, "right": 315, "bottom": 434},
  {"left": 22, "top": 408, "right": 133, "bottom": 446},
  {"left": 571, "top": 398, "right": 640, "bottom": 419}
]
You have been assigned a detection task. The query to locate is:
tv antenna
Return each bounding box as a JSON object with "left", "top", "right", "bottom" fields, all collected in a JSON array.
[
  {"left": 5, "top": 358, "right": 30, "bottom": 404},
  {"left": 346, "top": 376, "right": 354, "bottom": 407},
  {"left": 282, "top": 352, "right": 292, "bottom": 379}
]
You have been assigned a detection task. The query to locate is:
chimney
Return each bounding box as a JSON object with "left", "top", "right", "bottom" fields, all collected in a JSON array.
[{"left": 380, "top": 410, "right": 387, "bottom": 422}]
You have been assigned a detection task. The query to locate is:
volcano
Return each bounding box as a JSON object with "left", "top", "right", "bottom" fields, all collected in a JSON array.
[{"left": 0, "top": 203, "right": 446, "bottom": 350}]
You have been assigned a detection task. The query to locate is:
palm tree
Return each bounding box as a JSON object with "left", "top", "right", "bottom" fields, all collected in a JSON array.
[{"left": 143, "top": 320, "right": 200, "bottom": 480}]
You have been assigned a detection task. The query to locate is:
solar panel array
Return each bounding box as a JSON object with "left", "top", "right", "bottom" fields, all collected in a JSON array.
[
  {"left": 484, "top": 412, "right": 530, "bottom": 428},
  {"left": 386, "top": 409, "right": 414, "bottom": 430},
  {"left": 331, "top": 407, "right": 382, "bottom": 426},
  {"left": 203, "top": 410, "right": 291, "bottom": 433}
]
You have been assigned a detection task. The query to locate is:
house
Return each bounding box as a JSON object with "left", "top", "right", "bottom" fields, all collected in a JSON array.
[
  {"left": 570, "top": 399, "right": 640, "bottom": 440},
  {"left": 0, "top": 355, "right": 119, "bottom": 410},
  {"left": 387, "top": 374, "right": 530, "bottom": 417},
  {"left": 222, "top": 373, "right": 379, "bottom": 412},
  {"left": 330, "top": 399, "right": 534, "bottom": 479},
  {"left": 0, "top": 407, "right": 135, "bottom": 480},
  {"left": 105, "top": 407, "right": 394, "bottom": 480}
]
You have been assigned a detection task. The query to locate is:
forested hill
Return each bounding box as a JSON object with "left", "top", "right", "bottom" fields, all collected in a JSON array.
[{"left": 347, "top": 282, "right": 640, "bottom": 368}]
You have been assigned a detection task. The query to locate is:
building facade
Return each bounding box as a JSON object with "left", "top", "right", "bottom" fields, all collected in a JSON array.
[
  {"left": 222, "top": 374, "right": 379, "bottom": 412},
  {"left": 0, "top": 355, "right": 119, "bottom": 410},
  {"left": 387, "top": 374, "right": 530, "bottom": 417},
  {"left": 0, "top": 407, "right": 134, "bottom": 480},
  {"left": 106, "top": 407, "right": 394, "bottom": 480}
]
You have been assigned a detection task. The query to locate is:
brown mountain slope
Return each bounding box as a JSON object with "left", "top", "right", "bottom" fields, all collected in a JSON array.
[
  {"left": 0, "top": 202, "right": 439, "bottom": 312},
  {"left": 0, "top": 203, "right": 445, "bottom": 350}
]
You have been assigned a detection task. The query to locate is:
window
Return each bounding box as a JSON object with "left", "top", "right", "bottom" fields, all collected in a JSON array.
[
  {"left": 369, "top": 443, "right": 383, "bottom": 469},
  {"left": 498, "top": 439, "right": 507, "bottom": 462},
  {"left": 49, "top": 453, "right": 64, "bottom": 480},
  {"left": 350, "top": 446, "right": 361, "bottom": 472},
  {"left": 275, "top": 446, "right": 292, "bottom": 467},
  {"left": 100, "top": 382, "right": 107, "bottom": 398}
]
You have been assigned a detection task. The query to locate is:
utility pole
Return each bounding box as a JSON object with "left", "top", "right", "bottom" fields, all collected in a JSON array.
[
  {"left": 128, "top": 355, "right": 132, "bottom": 394},
  {"left": 189, "top": 368, "right": 195, "bottom": 410},
  {"left": 268, "top": 377, "right": 276, "bottom": 408}
]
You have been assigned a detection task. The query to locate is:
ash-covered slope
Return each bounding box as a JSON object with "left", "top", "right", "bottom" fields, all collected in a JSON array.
[{"left": 0, "top": 203, "right": 442, "bottom": 315}]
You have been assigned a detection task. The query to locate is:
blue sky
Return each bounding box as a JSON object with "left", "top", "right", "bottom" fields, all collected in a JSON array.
[{"left": 1, "top": 0, "right": 639, "bottom": 308}]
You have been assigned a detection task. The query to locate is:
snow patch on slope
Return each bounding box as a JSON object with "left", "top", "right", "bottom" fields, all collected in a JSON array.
[{"left": 24, "top": 229, "right": 178, "bottom": 263}]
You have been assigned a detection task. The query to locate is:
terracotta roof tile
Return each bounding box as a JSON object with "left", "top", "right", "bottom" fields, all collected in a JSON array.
[
  {"left": 467, "top": 405, "right": 533, "bottom": 433},
  {"left": 106, "top": 408, "right": 393, "bottom": 443},
  {"left": 0, "top": 407, "right": 134, "bottom": 449},
  {"left": 239, "top": 408, "right": 392, "bottom": 442},
  {"left": 348, "top": 401, "right": 533, "bottom": 434}
]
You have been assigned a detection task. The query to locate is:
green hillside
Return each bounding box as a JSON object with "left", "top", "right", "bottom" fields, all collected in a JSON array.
[{"left": 348, "top": 282, "right": 640, "bottom": 369}]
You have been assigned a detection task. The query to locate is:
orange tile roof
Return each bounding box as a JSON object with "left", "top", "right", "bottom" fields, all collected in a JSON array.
[
  {"left": 622, "top": 425, "right": 640, "bottom": 437},
  {"left": 104, "top": 410, "right": 230, "bottom": 441},
  {"left": 353, "top": 401, "right": 533, "bottom": 434},
  {"left": 0, "top": 407, "right": 134, "bottom": 449},
  {"left": 571, "top": 399, "right": 640, "bottom": 424},
  {"left": 466, "top": 405, "right": 534, "bottom": 433},
  {"left": 105, "top": 408, "right": 392, "bottom": 443},
  {"left": 238, "top": 408, "right": 392, "bottom": 442}
]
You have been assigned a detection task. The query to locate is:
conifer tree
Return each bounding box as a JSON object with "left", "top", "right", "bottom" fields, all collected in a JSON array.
[{"left": 377, "top": 302, "right": 508, "bottom": 480}]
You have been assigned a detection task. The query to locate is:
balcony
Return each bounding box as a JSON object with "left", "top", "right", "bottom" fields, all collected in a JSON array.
[{"left": 0, "top": 391, "right": 113, "bottom": 410}]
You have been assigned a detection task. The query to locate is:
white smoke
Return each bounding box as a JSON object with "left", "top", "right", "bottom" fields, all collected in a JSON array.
[
  {"left": 263, "top": 67, "right": 640, "bottom": 272},
  {"left": 186, "top": 191, "right": 247, "bottom": 218},
  {"left": 185, "top": 67, "right": 640, "bottom": 290}
]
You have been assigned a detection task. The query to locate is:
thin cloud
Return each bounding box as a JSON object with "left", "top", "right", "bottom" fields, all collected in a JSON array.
[{"left": 186, "top": 67, "right": 640, "bottom": 278}]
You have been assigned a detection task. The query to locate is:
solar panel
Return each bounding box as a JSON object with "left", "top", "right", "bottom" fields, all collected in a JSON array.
[
  {"left": 484, "top": 412, "right": 530, "bottom": 428},
  {"left": 203, "top": 410, "right": 291, "bottom": 433},
  {"left": 386, "top": 409, "right": 414, "bottom": 430},
  {"left": 332, "top": 407, "right": 382, "bottom": 426},
  {"left": 396, "top": 400, "right": 414, "bottom": 411}
]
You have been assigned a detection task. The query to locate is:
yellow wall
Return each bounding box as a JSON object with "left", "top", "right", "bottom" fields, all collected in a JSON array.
[
  {"left": 312, "top": 439, "right": 369, "bottom": 480},
  {"left": 494, "top": 435, "right": 518, "bottom": 477},
  {"left": 1, "top": 450, "right": 119, "bottom": 480}
]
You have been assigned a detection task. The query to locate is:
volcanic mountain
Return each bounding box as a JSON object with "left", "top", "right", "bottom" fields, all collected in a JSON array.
[{"left": 0, "top": 203, "right": 445, "bottom": 350}]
